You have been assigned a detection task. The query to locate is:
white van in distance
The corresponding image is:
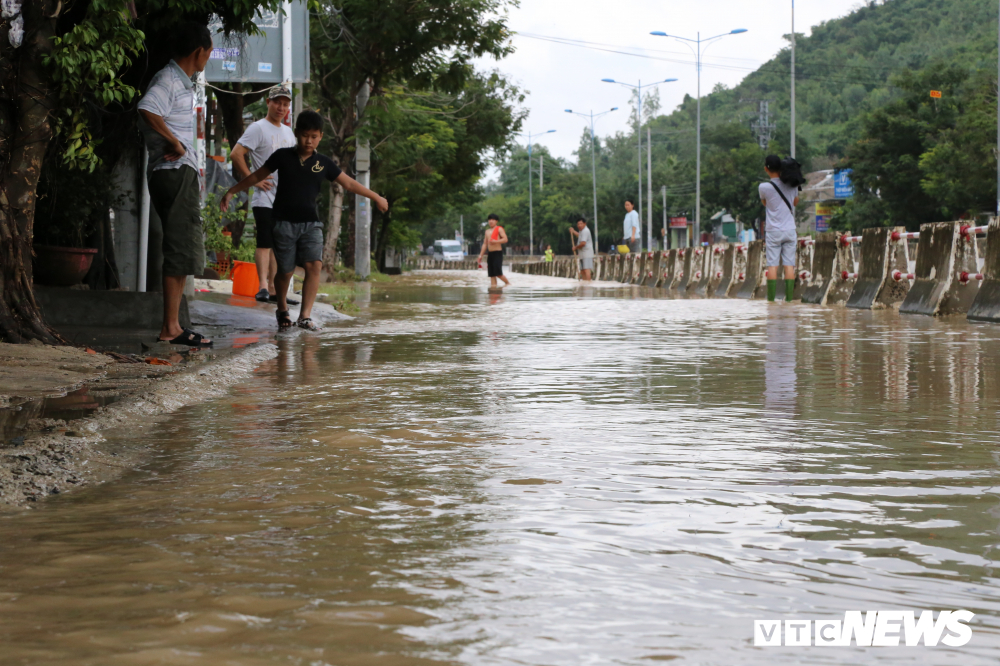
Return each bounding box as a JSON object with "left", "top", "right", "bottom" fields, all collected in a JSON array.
[{"left": 433, "top": 240, "right": 464, "bottom": 261}]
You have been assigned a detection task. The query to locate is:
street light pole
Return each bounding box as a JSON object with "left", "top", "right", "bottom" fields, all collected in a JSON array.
[
  {"left": 524, "top": 129, "right": 556, "bottom": 256},
  {"left": 791, "top": 0, "right": 796, "bottom": 159},
  {"left": 602, "top": 77, "right": 678, "bottom": 251},
  {"left": 566, "top": 107, "right": 618, "bottom": 255},
  {"left": 650, "top": 28, "right": 747, "bottom": 236}
]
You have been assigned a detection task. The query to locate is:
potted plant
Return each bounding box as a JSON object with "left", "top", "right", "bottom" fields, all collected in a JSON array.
[{"left": 33, "top": 162, "right": 111, "bottom": 286}]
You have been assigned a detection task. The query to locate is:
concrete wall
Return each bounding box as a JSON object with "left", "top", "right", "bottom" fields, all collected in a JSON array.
[{"left": 969, "top": 218, "right": 1000, "bottom": 322}]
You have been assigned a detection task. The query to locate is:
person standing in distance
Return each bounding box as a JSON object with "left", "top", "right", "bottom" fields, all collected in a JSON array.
[
  {"left": 623, "top": 199, "right": 640, "bottom": 253},
  {"left": 137, "top": 21, "right": 214, "bottom": 347},
  {"left": 477, "top": 214, "right": 510, "bottom": 290},
  {"left": 759, "top": 155, "right": 800, "bottom": 302},
  {"left": 571, "top": 217, "right": 594, "bottom": 281},
  {"left": 230, "top": 85, "right": 298, "bottom": 304}
]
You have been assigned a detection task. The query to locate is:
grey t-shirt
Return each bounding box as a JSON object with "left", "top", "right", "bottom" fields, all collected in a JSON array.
[
  {"left": 758, "top": 178, "right": 798, "bottom": 235},
  {"left": 577, "top": 226, "right": 594, "bottom": 258},
  {"left": 236, "top": 118, "right": 296, "bottom": 208}
]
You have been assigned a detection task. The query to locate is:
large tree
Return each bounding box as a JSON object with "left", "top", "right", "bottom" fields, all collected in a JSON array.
[
  {"left": 0, "top": 0, "right": 279, "bottom": 343},
  {"left": 308, "top": 0, "right": 515, "bottom": 272}
]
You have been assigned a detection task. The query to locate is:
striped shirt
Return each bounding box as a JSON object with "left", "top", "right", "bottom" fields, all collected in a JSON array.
[{"left": 137, "top": 60, "right": 198, "bottom": 175}]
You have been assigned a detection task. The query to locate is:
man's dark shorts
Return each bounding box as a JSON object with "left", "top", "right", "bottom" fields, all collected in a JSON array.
[
  {"left": 147, "top": 165, "right": 205, "bottom": 277},
  {"left": 273, "top": 220, "right": 323, "bottom": 275},
  {"left": 252, "top": 206, "right": 275, "bottom": 250},
  {"left": 487, "top": 250, "right": 504, "bottom": 277}
]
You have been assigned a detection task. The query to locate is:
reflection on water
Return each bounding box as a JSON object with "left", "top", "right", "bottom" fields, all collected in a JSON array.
[{"left": 1, "top": 270, "right": 1000, "bottom": 665}]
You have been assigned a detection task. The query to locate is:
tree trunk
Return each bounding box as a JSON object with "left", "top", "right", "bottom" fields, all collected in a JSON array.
[
  {"left": 214, "top": 83, "right": 270, "bottom": 155},
  {"left": 374, "top": 209, "right": 391, "bottom": 273},
  {"left": 343, "top": 207, "right": 356, "bottom": 270},
  {"left": 0, "top": 2, "right": 62, "bottom": 344},
  {"left": 322, "top": 179, "right": 344, "bottom": 278}
]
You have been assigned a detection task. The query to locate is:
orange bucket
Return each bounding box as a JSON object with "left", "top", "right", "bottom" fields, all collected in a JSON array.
[{"left": 231, "top": 260, "right": 260, "bottom": 297}]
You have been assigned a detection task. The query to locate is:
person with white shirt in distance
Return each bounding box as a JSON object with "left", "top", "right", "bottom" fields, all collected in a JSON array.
[
  {"left": 230, "top": 85, "right": 298, "bottom": 304},
  {"left": 622, "top": 199, "right": 640, "bottom": 253},
  {"left": 570, "top": 216, "right": 594, "bottom": 281}
]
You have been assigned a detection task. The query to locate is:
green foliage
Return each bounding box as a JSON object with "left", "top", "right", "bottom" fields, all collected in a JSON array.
[
  {"left": 202, "top": 194, "right": 253, "bottom": 263},
  {"left": 34, "top": 160, "right": 123, "bottom": 247},
  {"left": 833, "top": 60, "right": 997, "bottom": 231},
  {"left": 42, "top": 0, "right": 283, "bottom": 172},
  {"left": 44, "top": 3, "right": 144, "bottom": 172}
]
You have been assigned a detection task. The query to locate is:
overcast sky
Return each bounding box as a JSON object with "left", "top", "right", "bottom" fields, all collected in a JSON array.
[{"left": 478, "top": 0, "right": 864, "bottom": 170}]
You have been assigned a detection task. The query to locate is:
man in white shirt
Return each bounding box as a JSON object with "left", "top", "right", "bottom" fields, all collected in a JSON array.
[
  {"left": 230, "top": 85, "right": 298, "bottom": 303},
  {"left": 623, "top": 199, "right": 640, "bottom": 253},
  {"left": 571, "top": 217, "right": 594, "bottom": 281},
  {"left": 137, "top": 22, "right": 214, "bottom": 347}
]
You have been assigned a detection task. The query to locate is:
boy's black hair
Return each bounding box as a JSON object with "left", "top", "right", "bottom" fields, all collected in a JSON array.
[
  {"left": 764, "top": 154, "right": 782, "bottom": 172},
  {"left": 576, "top": 216, "right": 587, "bottom": 224},
  {"left": 625, "top": 198, "right": 635, "bottom": 206},
  {"left": 172, "top": 22, "right": 212, "bottom": 59},
  {"left": 295, "top": 110, "right": 324, "bottom": 133},
  {"left": 487, "top": 213, "right": 500, "bottom": 221}
]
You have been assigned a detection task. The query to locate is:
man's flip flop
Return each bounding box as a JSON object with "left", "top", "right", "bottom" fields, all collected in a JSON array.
[
  {"left": 269, "top": 294, "right": 300, "bottom": 305},
  {"left": 277, "top": 309, "right": 293, "bottom": 331},
  {"left": 296, "top": 318, "right": 321, "bottom": 331},
  {"left": 161, "top": 329, "right": 212, "bottom": 347}
]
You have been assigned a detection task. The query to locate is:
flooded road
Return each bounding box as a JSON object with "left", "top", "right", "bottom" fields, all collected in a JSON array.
[{"left": 2, "top": 270, "right": 1000, "bottom": 665}]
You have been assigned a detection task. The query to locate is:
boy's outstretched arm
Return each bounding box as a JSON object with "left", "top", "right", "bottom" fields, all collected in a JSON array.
[
  {"left": 336, "top": 172, "right": 389, "bottom": 213},
  {"left": 221, "top": 166, "right": 272, "bottom": 211}
]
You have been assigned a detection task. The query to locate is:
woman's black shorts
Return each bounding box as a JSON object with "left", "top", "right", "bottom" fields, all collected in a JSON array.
[{"left": 487, "top": 250, "right": 504, "bottom": 277}]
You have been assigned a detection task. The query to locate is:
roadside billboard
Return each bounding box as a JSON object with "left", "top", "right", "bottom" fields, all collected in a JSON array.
[{"left": 204, "top": 4, "right": 310, "bottom": 84}]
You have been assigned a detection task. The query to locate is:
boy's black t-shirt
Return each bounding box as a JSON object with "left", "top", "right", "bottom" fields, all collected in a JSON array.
[{"left": 263, "top": 147, "right": 343, "bottom": 222}]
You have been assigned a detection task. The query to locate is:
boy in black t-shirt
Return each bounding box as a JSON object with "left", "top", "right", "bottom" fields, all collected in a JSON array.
[{"left": 222, "top": 111, "right": 388, "bottom": 331}]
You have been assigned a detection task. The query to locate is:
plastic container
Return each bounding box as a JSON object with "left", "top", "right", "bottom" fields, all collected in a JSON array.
[{"left": 231, "top": 260, "right": 260, "bottom": 297}]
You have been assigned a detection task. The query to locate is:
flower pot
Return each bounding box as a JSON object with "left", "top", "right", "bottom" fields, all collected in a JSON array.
[{"left": 33, "top": 245, "right": 98, "bottom": 286}]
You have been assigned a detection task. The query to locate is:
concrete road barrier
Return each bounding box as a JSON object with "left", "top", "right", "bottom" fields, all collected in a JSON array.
[
  {"left": 670, "top": 248, "right": 689, "bottom": 292},
  {"left": 793, "top": 239, "right": 815, "bottom": 301},
  {"left": 734, "top": 240, "right": 765, "bottom": 299},
  {"left": 900, "top": 221, "right": 981, "bottom": 316},
  {"left": 655, "top": 251, "right": 675, "bottom": 288},
  {"left": 800, "top": 233, "right": 841, "bottom": 304},
  {"left": 683, "top": 247, "right": 705, "bottom": 295},
  {"left": 968, "top": 218, "right": 1000, "bottom": 322},
  {"left": 642, "top": 252, "right": 660, "bottom": 287},
  {"left": 846, "top": 226, "right": 911, "bottom": 310},
  {"left": 697, "top": 244, "right": 726, "bottom": 297},
  {"left": 631, "top": 252, "right": 646, "bottom": 284},
  {"left": 714, "top": 244, "right": 745, "bottom": 298}
]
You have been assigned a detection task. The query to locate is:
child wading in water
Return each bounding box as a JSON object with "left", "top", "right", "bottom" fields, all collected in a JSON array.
[{"left": 222, "top": 111, "right": 388, "bottom": 330}]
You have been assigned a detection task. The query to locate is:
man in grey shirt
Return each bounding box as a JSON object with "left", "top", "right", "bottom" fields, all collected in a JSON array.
[
  {"left": 571, "top": 216, "right": 594, "bottom": 281},
  {"left": 137, "top": 22, "right": 213, "bottom": 346}
]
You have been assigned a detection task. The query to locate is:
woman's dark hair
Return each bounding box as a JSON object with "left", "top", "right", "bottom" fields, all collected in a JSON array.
[
  {"left": 625, "top": 198, "right": 635, "bottom": 206},
  {"left": 172, "top": 22, "right": 212, "bottom": 59},
  {"left": 764, "top": 154, "right": 782, "bottom": 172},
  {"left": 295, "top": 110, "right": 324, "bottom": 133},
  {"left": 487, "top": 213, "right": 500, "bottom": 221}
]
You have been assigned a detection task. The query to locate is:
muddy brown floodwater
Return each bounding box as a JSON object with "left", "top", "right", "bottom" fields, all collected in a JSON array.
[{"left": 1, "top": 270, "right": 999, "bottom": 665}]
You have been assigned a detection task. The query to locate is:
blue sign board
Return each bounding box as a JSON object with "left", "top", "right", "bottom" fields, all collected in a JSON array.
[{"left": 834, "top": 169, "right": 854, "bottom": 199}]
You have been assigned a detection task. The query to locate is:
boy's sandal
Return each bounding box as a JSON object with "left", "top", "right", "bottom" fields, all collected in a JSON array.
[
  {"left": 276, "top": 310, "right": 293, "bottom": 330},
  {"left": 296, "top": 318, "right": 321, "bottom": 331},
  {"left": 160, "top": 328, "right": 213, "bottom": 347}
]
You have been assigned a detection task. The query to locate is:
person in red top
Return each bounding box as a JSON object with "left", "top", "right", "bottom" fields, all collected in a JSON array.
[{"left": 476, "top": 214, "right": 510, "bottom": 289}]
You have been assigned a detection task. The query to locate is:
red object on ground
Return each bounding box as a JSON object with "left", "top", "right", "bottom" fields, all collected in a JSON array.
[{"left": 231, "top": 260, "right": 260, "bottom": 297}]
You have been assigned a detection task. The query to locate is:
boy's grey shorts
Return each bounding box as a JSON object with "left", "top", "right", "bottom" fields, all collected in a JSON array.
[
  {"left": 766, "top": 228, "right": 797, "bottom": 267},
  {"left": 273, "top": 220, "right": 324, "bottom": 275}
]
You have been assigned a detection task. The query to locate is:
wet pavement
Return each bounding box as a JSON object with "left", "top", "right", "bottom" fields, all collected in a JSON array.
[{"left": 1, "top": 270, "right": 999, "bottom": 665}]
